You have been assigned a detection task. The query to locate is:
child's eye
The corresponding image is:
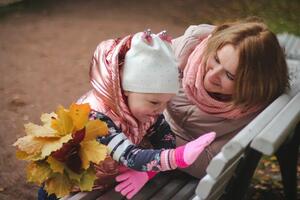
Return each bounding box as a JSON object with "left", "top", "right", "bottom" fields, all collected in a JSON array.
[
  {"left": 150, "top": 101, "right": 159, "bottom": 105},
  {"left": 226, "top": 71, "right": 235, "bottom": 81}
]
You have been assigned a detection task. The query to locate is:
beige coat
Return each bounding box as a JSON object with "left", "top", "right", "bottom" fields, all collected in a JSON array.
[{"left": 164, "top": 24, "right": 260, "bottom": 178}]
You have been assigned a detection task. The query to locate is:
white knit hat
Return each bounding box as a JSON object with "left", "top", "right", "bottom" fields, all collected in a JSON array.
[{"left": 121, "top": 30, "right": 179, "bottom": 94}]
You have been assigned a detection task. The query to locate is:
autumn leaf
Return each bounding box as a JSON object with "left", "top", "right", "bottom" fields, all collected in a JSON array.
[
  {"left": 45, "top": 173, "right": 72, "bottom": 198},
  {"left": 14, "top": 134, "right": 72, "bottom": 160},
  {"left": 47, "top": 156, "right": 65, "bottom": 174},
  {"left": 65, "top": 167, "right": 82, "bottom": 182},
  {"left": 13, "top": 135, "right": 45, "bottom": 154},
  {"left": 84, "top": 120, "right": 108, "bottom": 141},
  {"left": 69, "top": 103, "right": 91, "bottom": 131},
  {"left": 16, "top": 149, "right": 42, "bottom": 161},
  {"left": 27, "top": 162, "right": 52, "bottom": 185},
  {"left": 40, "top": 134, "right": 73, "bottom": 158},
  {"left": 24, "top": 122, "right": 58, "bottom": 138},
  {"left": 40, "top": 112, "right": 57, "bottom": 124},
  {"left": 79, "top": 167, "right": 96, "bottom": 191},
  {"left": 79, "top": 140, "right": 107, "bottom": 169},
  {"left": 51, "top": 105, "right": 73, "bottom": 136}
]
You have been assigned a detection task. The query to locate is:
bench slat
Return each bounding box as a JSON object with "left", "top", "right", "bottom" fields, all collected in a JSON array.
[
  {"left": 206, "top": 152, "right": 243, "bottom": 179},
  {"left": 61, "top": 190, "right": 104, "bottom": 200},
  {"left": 251, "top": 92, "right": 300, "bottom": 155},
  {"left": 287, "top": 59, "right": 300, "bottom": 96},
  {"left": 170, "top": 179, "right": 198, "bottom": 200},
  {"left": 95, "top": 188, "right": 123, "bottom": 200},
  {"left": 149, "top": 173, "right": 189, "bottom": 200},
  {"left": 133, "top": 172, "right": 174, "bottom": 200},
  {"left": 278, "top": 33, "right": 300, "bottom": 59},
  {"left": 196, "top": 154, "right": 242, "bottom": 199}
]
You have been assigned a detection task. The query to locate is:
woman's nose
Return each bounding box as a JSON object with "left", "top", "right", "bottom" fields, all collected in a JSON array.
[
  {"left": 209, "top": 65, "right": 222, "bottom": 82},
  {"left": 210, "top": 64, "right": 222, "bottom": 75}
]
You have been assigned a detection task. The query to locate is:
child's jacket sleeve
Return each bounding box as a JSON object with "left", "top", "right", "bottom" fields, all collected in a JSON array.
[{"left": 90, "top": 110, "right": 176, "bottom": 171}]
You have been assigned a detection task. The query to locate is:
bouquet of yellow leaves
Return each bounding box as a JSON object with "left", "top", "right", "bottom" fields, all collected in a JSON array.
[{"left": 13, "top": 103, "right": 108, "bottom": 197}]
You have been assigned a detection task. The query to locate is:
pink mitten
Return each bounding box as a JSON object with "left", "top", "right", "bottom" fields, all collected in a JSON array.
[
  {"left": 115, "top": 169, "right": 156, "bottom": 199},
  {"left": 175, "top": 132, "right": 216, "bottom": 168}
]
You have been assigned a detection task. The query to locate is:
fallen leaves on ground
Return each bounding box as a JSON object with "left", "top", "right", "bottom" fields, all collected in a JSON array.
[{"left": 248, "top": 154, "right": 300, "bottom": 199}]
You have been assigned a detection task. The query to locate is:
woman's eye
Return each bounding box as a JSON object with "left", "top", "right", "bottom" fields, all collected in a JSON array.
[
  {"left": 226, "top": 71, "right": 235, "bottom": 81},
  {"left": 214, "top": 54, "right": 220, "bottom": 64}
]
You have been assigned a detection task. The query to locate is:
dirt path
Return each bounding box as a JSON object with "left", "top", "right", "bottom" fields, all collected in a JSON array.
[{"left": 0, "top": 1, "right": 193, "bottom": 199}]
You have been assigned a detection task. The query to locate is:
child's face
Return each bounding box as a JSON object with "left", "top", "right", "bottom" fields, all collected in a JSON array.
[{"left": 124, "top": 92, "right": 175, "bottom": 123}]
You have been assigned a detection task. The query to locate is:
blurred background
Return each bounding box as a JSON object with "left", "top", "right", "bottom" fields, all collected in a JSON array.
[{"left": 0, "top": 0, "right": 299, "bottom": 199}]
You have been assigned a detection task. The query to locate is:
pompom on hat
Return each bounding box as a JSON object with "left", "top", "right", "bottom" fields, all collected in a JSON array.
[{"left": 121, "top": 29, "right": 180, "bottom": 94}]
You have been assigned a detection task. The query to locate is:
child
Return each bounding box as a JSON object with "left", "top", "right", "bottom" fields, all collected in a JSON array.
[
  {"left": 39, "top": 30, "right": 215, "bottom": 199},
  {"left": 79, "top": 29, "right": 215, "bottom": 198}
]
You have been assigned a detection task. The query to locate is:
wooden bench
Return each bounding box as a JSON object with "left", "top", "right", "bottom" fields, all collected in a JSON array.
[{"left": 62, "top": 34, "right": 300, "bottom": 200}]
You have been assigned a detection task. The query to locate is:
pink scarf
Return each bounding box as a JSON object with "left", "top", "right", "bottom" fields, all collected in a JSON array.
[
  {"left": 88, "top": 35, "right": 156, "bottom": 144},
  {"left": 182, "top": 36, "right": 261, "bottom": 119}
]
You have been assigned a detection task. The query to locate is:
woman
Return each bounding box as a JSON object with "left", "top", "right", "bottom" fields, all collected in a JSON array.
[{"left": 164, "top": 18, "right": 290, "bottom": 178}]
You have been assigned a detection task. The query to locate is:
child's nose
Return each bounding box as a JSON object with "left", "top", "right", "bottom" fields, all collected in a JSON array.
[{"left": 154, "top": 106, "right": 165, "bottom": 115}]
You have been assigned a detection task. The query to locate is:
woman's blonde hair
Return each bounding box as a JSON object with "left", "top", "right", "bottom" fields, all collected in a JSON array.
[{"left": 204, "top": 18, "right": 290, "bottom": 107}]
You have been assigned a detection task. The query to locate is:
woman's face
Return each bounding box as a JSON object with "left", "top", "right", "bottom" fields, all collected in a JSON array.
[
  {"left": 203, "top": 44, "right": 239, "bottom": 95},
  {"left": 124, "top": 92, "right": 175, "bottom": 123}
]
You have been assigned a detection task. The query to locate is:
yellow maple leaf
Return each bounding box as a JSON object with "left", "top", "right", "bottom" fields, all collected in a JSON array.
[
  {"left": 84, "top": 120, "right": 108, "bottom": 141},
  {"left": 13, "top": 135, "right": 44, "bottom": 154},
  {"left": 47, "top": 156, "right": 64, "bottom": 174},
  {"left": 79, "top": 140, "right": 107, "bottom": 169},
  {"left": 14, "top": 134, "right": 72, "bottom": 160},
  {"left": 40, "top": 134, "right": 73, "bottom": 159},
  {"left": 79, "top": 167, "right": 96, "bottom": 191},
  {"left": 24, "top": 122, "right": 58, "bottom": 138},
  {"left": 27, "top": 162, "right": 52, "bottom": 185},
  {"left": 69, "top": 103, "right": 91, "bottom": 131},
  {"left": 65, "top": 167, "right": 82, "bottom": 182},
  {"left": 45, "top": 173, "right": 72, "bottom": 198},
  {"left": 41, "top": 112, "right": 57, "bottom": 125},
  {"left": 16, "top": 149, "right": 42, "bottom": 161},
  {"left": 51, "top": 105, "right": 73, "bottom": 136}
]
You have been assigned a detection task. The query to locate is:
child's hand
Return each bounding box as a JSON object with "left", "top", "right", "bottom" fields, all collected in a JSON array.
[
  {"left": 115, "top": 169, "right": 157, "bottom": 199},
  {"left": 175, "top": 132, "right": 216, "bottom": 168}
]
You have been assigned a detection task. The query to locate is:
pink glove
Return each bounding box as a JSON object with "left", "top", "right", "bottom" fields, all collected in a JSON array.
[
  {"left": 115, "top": 169, "right": 157, "bottom": 199},
  {"left": 175, "top": 131, "right": 216, "bottom": 167},
  {"left": 160, "top": 132, "right": 216, "bottom": 170}
]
